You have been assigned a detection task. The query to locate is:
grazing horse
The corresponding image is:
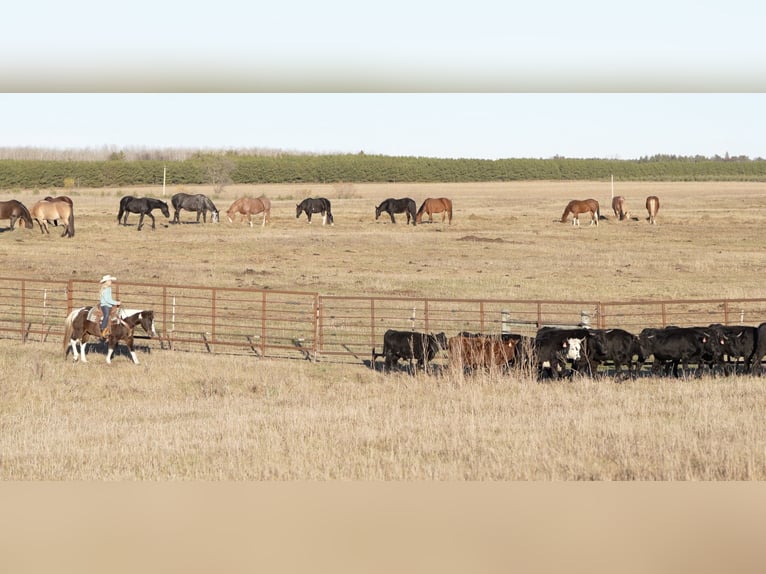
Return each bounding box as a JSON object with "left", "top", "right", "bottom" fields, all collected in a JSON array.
[
  {"left": 611, "top": 196, "right": 629, "bottom": 221},
  {"left": 375, "top": 197, "right": 417, "bottom": 225},
  {"left": 63, "top": 306, "right": 158, "bottom": 364},
  {"left": 0, "top": 199, "right": 33, "bottom": 230},
  {"left": 646, "top": 195, "right": 660, "bottom": 224},
  {"left": 118, "top": 196, "right": 170, "bottom": 230},
  {"left": 296, "top": 197, "right": 334, "bottom": 225},
  {"left": 171, "top": 193, "right": 219, "bottom": 224},
  {"left": 226, "top": 197, "right": 271, "bottom": 227},
  {"left": 30, "top": 198, "right": 75, "bottom": 237},
  {"left": 415, "top": 197, "right": 453, "bottom": 224},
  {"left": 561, "top": 198, "right": 600, "bottom": 226}
]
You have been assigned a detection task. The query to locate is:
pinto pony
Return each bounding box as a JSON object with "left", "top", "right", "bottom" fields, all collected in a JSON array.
[
  {"left": 63, "top": 306, "right": 158, "bottom": 364},
  {"left": 646, "top": 195, "right": 660, "bottom": 224},
  {"left": 30, "top": 198, "right": 75, "bottom": 237},
  {"left": 0, "top": 200, "right": 33, "bottom": 230},
  {"left": 226, "top": 197, "right": 271, "bottom": 227},
  {"left": 561, "top": 198, "right": 600, "bottom": 226},
  {"left": 415, "top": 197, "right": 452, "bottom": 224},
  {"left": 375, "top": 197, "right": 417, "bottom": 225},
  {"left": 611, "top": 196, "right": 629, "bottom": 221}
]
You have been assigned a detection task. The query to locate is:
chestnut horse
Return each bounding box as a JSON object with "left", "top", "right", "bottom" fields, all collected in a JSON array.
[
  {"left": 30, "top": 198, "right": 75, "bottom": 237},
  {"left": 611, "top": 196, "right": 629, "bottom": 221},
  {"left": 415, "top": 197, "right": 452, "bottom": 224},
  {"left": 227, "top": 197, "right": 271, "bottom": 227},
  {"left": 63, "top": 306, "right": 158, "bottom": 364},
  {"left": 0, "top": 200, "right": 33, "bottom": 230},
  {"left": 561, "top": 199, "right": 600, "bottom": 226},
  {"left": 646, "top": 195, "right": 660, "bottom": 224}
]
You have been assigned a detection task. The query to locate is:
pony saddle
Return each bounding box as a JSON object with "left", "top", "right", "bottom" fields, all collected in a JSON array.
[{"left": 86, "top": 305, "right": 121, "bottom": 336}]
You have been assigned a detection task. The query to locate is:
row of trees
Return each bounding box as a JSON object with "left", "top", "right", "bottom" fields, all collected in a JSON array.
[{"left": 1, "top": 154, "right": 766, "bottom": 190}]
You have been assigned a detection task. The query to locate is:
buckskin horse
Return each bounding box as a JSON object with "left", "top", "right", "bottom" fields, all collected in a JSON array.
[
  {"left": 63, "top": 306, "right": 158, "bottom": 364},
  {"left": 296, "top": 197, "right": 333, "bottom": 225},
  {"left": 415, "top": 197, "right": 452, "bottom": 224},
  {"left": 226, "top": 197, "right": 271, "bottom": 227},
  {"left": 646, "top": 195, "right": 660, "bottom": 224},
  {"left": 560, "top": 198, "right": 600, "bottom": 226},
  {"left": 30, "top": 197, "right": 75, "bottom": 237},
  {"left": 117, "top": 196, "right": 170, "bottom": 230},
  {"left": 375, "top": 197, "right": 417, "bottom": 225},
  {"left": 0, "top": 199, "right": 34, "bottom": 230},
  {"left": 171, "top": 192, "right": 219, "bottom": 224},
  {"left": 611, "top": 196, "right": 629, "bottom": 221}
]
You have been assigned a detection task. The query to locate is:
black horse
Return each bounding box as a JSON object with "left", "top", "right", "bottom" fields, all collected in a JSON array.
[
  {"left": 296, "top": 197, "right": 333, "bottom": 225},
  {"left": 375, "top": 197, "right": 417, "bottom": 225},
  {"left": 171, "top": 193, "right": 219, "bottom": 224},
  {"left": 118, "top": 196, "right": 170, "bottom": 230}
]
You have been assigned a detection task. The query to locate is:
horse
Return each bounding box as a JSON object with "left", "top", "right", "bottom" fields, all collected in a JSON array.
[
  {"left": 561, "top": 198, "right": 600, "bottom": 226},
  {"left": 611, "top": 196, "right": 629, "bottom": 221},
  {"left": 30, "top": 198, "right": 75, "bottom": 237},
  {"left": 296, "top": 197, "right": 333, "bottom": 225},
  {"left": 117, "top": 196, "right": 170, "bottom": 230},
  {"left": 646, "top": 195, "right": 660, "bottom": 224},
  {"left": 171, "top": 192, "right": 219, "bottom": 224},
  {"left": 0, "top": 199, "right": 33, "bottom": 230},
  {"left": 226, "top": 197, "right": 271, "bottom": 227},
  {"left": 375, "top": 197, "right": 417, "bottom": 225},
  {"left": 415, "top": 197, "right": 452, "bottom": 224},
  {"left": 42, "top": 195, "right": 73, "bottom": 226},
  {"left": 63, "top": 306, "right": 158, "bottom": 364}
]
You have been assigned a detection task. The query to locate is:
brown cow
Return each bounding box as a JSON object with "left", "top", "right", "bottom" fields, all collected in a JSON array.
[{"left": 448, "top": 334, "right": 518, "bottom": 372}]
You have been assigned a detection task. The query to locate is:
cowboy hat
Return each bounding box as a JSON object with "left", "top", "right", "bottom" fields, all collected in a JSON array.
[{"left": 99, "top": 275, "right": 117, "bottom": 283}]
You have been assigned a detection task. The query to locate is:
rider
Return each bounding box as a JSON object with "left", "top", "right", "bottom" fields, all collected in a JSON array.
[{"left": 98, "top": 274, "right": 120, "bottom": 337}]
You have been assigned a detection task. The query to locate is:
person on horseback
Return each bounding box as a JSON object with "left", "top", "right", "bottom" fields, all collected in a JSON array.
[{"left": 98, "top": 274, "right": 120, "bottom": 337}]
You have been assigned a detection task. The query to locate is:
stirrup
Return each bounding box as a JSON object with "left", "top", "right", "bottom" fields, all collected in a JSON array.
[{"left": 101, "top": 328, "right": 109, "bottom": 338}]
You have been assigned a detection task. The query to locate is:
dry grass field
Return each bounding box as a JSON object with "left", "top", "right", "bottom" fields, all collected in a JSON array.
[{"left": 2, "top": 180, "right": 766, "bottom": 479}]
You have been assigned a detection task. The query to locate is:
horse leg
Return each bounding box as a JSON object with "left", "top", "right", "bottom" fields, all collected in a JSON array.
[
  {"left": 149, "top": 212, "right": 156, "bottom": 229},
  {"left": 389, "top": 211, "right": 396, "bottom": 224},
  {"left": 261, "top": 212, "right": 266, "bottom": 227},
  {"left": 137, "top": 213, "right": 145, "bottom": 231},
  {"left": 322, "top": 211, "right": 327, "bottom": 225},
  {"left": 126, "top": 335, "right": 139, "bottom": 364}
]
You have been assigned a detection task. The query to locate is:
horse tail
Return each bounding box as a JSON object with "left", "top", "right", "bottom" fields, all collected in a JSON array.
[
  {"left": 117, "top": 203, "right": 124, "bottom": 223},
  {"left": 447, "top": 199, "right": 453, "bottom": 223},
  {"left": 67, "top": 206, "right": 75, "bottom": 237},
  {"left": 63, "top": 312, "right": 74, "bottom": 354}
]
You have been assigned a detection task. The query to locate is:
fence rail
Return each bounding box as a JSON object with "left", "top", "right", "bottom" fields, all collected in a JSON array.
[{"left": 2, "top": 277, "right": 766, "bottom": 363}]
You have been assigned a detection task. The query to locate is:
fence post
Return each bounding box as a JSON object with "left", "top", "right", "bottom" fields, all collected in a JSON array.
[
  {"left": 479, "top": 301, "right": 485, "bottom": 333},
  {"left": 261, "top": 291, "right": 267, "bottom": 358},
  {"left": 501, "top": 309, "right": 510, "bottom": 334},
  {"left": 20, "top": 279, "right": 26, "bottom": 343}
]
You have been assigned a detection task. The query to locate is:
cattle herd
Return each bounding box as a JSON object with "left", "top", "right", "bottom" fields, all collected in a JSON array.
[{"left": 375, "top": 322, "right": 766, "bottom": 380}]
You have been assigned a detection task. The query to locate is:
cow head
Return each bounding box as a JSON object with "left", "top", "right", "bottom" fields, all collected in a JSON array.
[{"left": 563, "top": 337, "right": 584, "bottom": 360}]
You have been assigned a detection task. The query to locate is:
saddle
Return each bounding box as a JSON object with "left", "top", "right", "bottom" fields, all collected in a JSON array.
[{"left": 87, "top": 305, "right": 121, "bottom": 337}]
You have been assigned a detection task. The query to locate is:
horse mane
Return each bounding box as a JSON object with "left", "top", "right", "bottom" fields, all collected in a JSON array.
[{"left": 18, "top": 201, "right": 33, "bottom": 228}]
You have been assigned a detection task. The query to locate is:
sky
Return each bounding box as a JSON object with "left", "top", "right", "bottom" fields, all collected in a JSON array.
[{"left": 1, "top": 1, "right": 765, "bottom": 160}]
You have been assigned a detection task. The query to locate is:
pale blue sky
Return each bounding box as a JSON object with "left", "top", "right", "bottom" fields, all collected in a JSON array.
[{"left": 1, "top": 1, "right": 764, "bottom": 159}]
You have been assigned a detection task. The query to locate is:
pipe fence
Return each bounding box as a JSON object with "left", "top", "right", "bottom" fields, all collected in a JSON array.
[{"left": 2, "top": 277, "right": 766, "bottom": 364}]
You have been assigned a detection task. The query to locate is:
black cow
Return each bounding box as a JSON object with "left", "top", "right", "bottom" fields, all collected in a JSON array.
[
  {"left": 534, "top": 327, "right": 586, "bottom": 379},
  {"left": 638, "top": 326, "right": 725, "bottom": 378},
  {"left": 746, "top": 322, "right": 766, "bottom": 375},
  {"left": 575, "top": 328, "right": 643, "bottom": 379},
  {"left": 707, "top": 324, "right": 757, "bottom": 375},
  {"left": 375, "top": 329, "right": 447, "bottom": 373}
]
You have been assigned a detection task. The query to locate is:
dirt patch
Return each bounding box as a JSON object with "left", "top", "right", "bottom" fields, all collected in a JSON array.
[{"left": 457, "top": 235, "right": 505, "bottom": 243}]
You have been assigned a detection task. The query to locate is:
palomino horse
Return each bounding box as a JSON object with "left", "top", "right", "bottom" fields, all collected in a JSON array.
[
  {"left": 415, "top": 197, "right": 452, "bottom": 224},
  {"left": 171, "top": 192, "right": 219, "bottom": 224},
  {"left": 63, "top": 306, "right": 158, "bottom": 364},
  {"left": 611, "top": 196, "right": 629, "bottom": 221},
  {"left": 375, "top": 197, "right": 417, "bottom": 225},
  {"left": 646, "top": 195, "right": 660, "bottom": 224},
  {"left": 0, "top": 199, "right": 33, "bottom": 230},
  {"left": 30, "top": 198, "right": 75, "bottom": 237},
  {"left": 560, "top": 198, "right": 600, "bottom": 226},
  {"left": 117, "top": 196, "right": 170, "bottom": 230},
  {"left": 227, "top": 197, "right": 271, "bottom": 227},
  {"left": 296, "top": 197, "right": 333, "bottom": 225}
]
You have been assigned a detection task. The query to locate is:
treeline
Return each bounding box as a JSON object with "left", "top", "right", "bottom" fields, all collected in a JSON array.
[{"left": 1, "top": 154, "right": 766, "bottom": 189}]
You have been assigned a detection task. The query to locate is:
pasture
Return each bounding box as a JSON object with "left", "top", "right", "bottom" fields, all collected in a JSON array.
[{"left": 1, "top": 180, "right": 766, "bottom": 479}]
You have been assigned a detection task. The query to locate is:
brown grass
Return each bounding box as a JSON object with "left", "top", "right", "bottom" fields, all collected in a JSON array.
[{"left": 2, "top": 180, "right": 766, "bottom": 479}]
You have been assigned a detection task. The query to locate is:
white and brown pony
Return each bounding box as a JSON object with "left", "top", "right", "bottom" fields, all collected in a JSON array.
[
  {"left": 646, "top": 195, "right": 660, "bottom": 224},
  {"left": 561, "top": 198, "right": 600, "bottom": 226},
  {"left": 63, "top": 306, "right": 158, "bottom": 364},
  {"left": 227, "top": 197, "right": 271, "bottom": 227},
  {"left": 611, "top": 196, "right": 629, "bottom": 221}
]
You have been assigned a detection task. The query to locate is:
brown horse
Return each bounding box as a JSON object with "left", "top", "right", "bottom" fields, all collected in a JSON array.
[
  {"left": 30, "top": 198, "right": 75, "bottom": 237},
  {"left": 561, "top": 199, "right": 600, "bottom": 226},
  {"left": 611, "top": 196, "right": 629, "bottom": 221},
  {"left": 226, "top": 197, "right": 271, "bottom": 227},
  {"left": 0, "top": 199, "right": 34, "bottom": 230},
  {"left": 415, "top": 197, "right": 453, "bottom": 224},
  {"left": 646, "top": 195, "right": 660, "bottom": 224},
  {"left": 63, "top": 306, "right": 158, "bottom": 364}
]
